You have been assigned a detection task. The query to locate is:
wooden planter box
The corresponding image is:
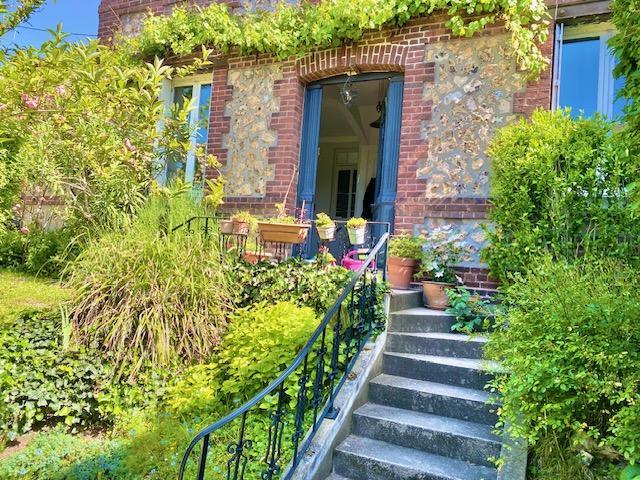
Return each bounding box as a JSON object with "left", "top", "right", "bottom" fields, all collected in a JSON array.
[{"left": 257, "top": 222, "right": 311, "bottom": 245}]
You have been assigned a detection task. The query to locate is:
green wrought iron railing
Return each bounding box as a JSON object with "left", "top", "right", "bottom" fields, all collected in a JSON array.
[{"left": 177, "top": 232, "right": 389, "bottom": 480}]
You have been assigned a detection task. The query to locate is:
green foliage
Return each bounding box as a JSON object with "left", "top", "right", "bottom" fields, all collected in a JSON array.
[
  {"left": 0, "top": 427, "right": 125, "bottom": 480},
  {"left": 0, "top": 1, "right": 46, "bottom": 38},
  {"left": 132, "top": 0, "right": 549, "bottom": 78},
  {"left": 0, "top": 227, "right": 75, "bottom": 277},
  {"left": 610, "top": 0, "right": 640, "bottom": 130},
  {"left": 315, "top": 212, "right": 334, "bottom": 228},
  {"left": 232, "top": 258, "right": 352, "bottom": 314},
  {"left": 0, "top": 311, "right": 108, "bottom": 445},
  {"left": 485, "top": 257, "right": 640, "bottom": 463},
  {"left": 415, "top": 224, "right": 466, "bottom": 284},
  {"left": 346, "top": 217, "right": 367, "bottom": 229},
  {"left": 388, "top": 234, "right": 423, "bottom": 260},
  {"left": 68, "top": 191, "right": 233, "bottom": 373},
  {"left": 621, "top": 465, "right": 640, "bottom": 480},
  {"left": 215, "top": 302, "right": 317, "bottom": 402},
  {"left": 0, "top": 270, "right": 70, "bottom": 322},
  {"left": 484, "top": 110, "right": 639, "bottom": 284},
  {"left": 0, "top": 29, "right": 203, "bottom": 235},
  {"left": 445, "top": 287, "right": 491, "bottom": 333}
]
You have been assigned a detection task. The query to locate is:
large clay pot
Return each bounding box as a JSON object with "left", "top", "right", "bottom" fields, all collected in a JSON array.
[
  {"left": 422, "top": 281, "right": 455, "bottom": 310},
  {"left": 387, "top": 256, "right": 418, "bottom": 290},
  {"left": 257, "top": 222, "right": 311, "bottom": 244}
]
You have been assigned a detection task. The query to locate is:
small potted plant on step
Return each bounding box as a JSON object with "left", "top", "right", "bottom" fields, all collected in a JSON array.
[
  {"left": 231, "top": 211, "right": 255, "bottom": 236},
  {"left": 346, "top": 217, "right": 367, "bottom": 245},
  {"left": 416, "top": 225, "right": 467, "bottom": 310},
  {"left": 388, "top": 234, "right": 423, "bottom": 290},
  {"left": 315, "top": 212, "right": 336, "bottom": 241}
]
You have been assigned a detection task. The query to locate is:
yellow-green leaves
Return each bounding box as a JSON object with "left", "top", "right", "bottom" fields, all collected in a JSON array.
[{"left": 131, "top": 0, "right": 549, "bottom": 78}]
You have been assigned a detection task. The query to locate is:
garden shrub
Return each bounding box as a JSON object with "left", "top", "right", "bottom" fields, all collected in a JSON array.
[
  {"left": 0, "top": 427, "right": 125, "bottom": 480},
  {"left": 68, "top": 191, "right": 232, "bottom": 374},
  {"left": 232, "top": 258, "right": 352, "bottom": 314},
  {"left": 485, "top": 257, "right": 640, "bottom": 463},
  {"left": 0, "top": 227, "right": 75, "bottom": 277},
  {"left": 484, "top": 110, "right": 639, "bottom": 284}
]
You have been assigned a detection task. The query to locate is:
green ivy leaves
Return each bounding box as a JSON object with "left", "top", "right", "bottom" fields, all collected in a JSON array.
[{"left": 131, "top": 0, "right": 549, "bottom": 78}]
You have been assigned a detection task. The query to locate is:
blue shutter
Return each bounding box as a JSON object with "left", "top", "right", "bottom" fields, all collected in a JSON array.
[{"left": 296, "top": 85, "right": 323, "bottom": 220}]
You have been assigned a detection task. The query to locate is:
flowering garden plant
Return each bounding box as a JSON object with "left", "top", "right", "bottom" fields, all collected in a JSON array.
[{"left": 416, "top": 225, "right": 467, "bottom": 284}]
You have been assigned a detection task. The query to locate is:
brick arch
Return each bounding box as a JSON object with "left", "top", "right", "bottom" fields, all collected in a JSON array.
[{"left": 296, "top": 44, "right": 407, "bottom": 83}]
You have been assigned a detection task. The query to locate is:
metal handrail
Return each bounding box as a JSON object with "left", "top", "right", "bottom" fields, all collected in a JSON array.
[{"left": 178, "top": 232, "right": 389, "bottom": 480}]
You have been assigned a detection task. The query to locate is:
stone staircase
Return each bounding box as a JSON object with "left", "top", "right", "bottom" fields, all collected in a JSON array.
[{"left": 325, "top": 290, "right": 502, "bottom": 480}]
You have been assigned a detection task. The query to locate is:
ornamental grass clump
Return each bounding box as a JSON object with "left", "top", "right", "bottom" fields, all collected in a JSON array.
[{"left": 68, "top": 191, "right": 233, "bottom": 375}]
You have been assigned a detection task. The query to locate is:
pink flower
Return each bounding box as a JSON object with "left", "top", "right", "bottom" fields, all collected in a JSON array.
[
  {"left": 55, "top": 85, "right": 67, "bottom": 97},
  {"left": 0, "top": 104, "right": 7, "bottom": 111},
  {"left": 11, "top": 203, "right": 21, "bottom": 213},
  {"left": 21, "top": 93, "right": 39, "bottom": 109},
  {"left": 20, "top": 226, "right": 30, "bottom": 235},
  {"left": 124, "top": 138, "right": 137, "bottom": 152}
]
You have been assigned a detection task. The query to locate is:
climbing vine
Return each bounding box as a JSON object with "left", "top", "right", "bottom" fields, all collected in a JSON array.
[
  {"left": 132, "top": 0, "right": 550, "bottom": 77},
  {"left": 0, "top": 0, "right": 46, "bottom": 37}
]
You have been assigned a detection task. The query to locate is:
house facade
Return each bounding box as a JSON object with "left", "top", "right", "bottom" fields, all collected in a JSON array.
[{"left": 98, "top": 0, "right": 618, "bottom": 289}]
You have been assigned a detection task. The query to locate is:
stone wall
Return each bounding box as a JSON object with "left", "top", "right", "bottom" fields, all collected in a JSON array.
[
  {"left": 419, "top": 35, "right": 526, "bottom": 199},
  {"left": 221, "top": 65, "right": 283, "bottom": 197}
]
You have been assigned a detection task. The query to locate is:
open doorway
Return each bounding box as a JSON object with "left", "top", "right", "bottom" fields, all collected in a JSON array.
[{"left": 313, "top": 78, "right": 388, "bottom": 222}]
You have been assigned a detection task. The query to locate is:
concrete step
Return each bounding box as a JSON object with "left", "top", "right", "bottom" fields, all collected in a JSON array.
[
  {"left": 389, "top": 308, "right": 456, "bottom": 333},
  {"left": 334, "top": 435, "right": 497, "bottom": 480},
  {"left": 386, "top": 332, "right": 487, "bottom": 359},
  {"left": 352, "top": 403, "right": 501, "bottom": 467},
  {"left": 369, "top": 374, "right": 499, "bottom": 426},
  {"left": 389, "top": 289, "right": 423, "bottom": 312},
  {"left": 325, "top": 475, "right": 352, "bottom": 480},
  {"left": 383, "top": 352, "right": 497, "bottom": 390}
]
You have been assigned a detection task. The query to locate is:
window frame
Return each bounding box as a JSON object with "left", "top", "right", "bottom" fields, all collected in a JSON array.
[
  {"left": 553, "top": 22, "right": 620, "bottom": 120},
  {"left": 158, "top": 73, "right": 213, "bottom": 185}
]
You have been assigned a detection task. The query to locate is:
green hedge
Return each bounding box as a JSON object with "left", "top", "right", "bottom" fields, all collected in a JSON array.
[{"left": 484, "top": 110, "right": 639, "bottom": 284}]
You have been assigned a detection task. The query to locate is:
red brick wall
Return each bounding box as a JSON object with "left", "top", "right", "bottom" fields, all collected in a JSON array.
[{"left": 96, "top": 1, "right": 571, "bottom": 290}]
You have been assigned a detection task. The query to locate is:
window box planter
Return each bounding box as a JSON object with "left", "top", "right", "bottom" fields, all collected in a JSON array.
[
  {"left": 422, "top": 281, "right": 456, "bottom": 310},
  {"left": 388, "top": 257, "right": 419, "bottom": 290},
  {"left": 257, "top": 222, "right": 311, "bottom": 245}
]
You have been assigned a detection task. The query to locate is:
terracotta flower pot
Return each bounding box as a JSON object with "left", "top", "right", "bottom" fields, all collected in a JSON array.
[
  {"left": 422, "top": 281, "right": 455, "bottom": 310},
  {"left": 316, "top": 224, "right": 336, "bottom": 241},
  {"left": 387, "top": 256, "right": 418, "bottom": 290},
  {"left": 220, "top": 219, "right": 234, "bottom": 235},
  {"left": 347, "top": 227, "right": 366, "bottom": 245},
  {"left": 232, "top": 220, "right": 250, "bottom": 236},
  {"left": 257, "top": 222, "right": 311, "bottom": 244}
]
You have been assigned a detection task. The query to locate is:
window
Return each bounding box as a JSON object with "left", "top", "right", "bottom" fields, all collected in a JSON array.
[
  {"left": 160, "top": 74, "right": 212, "bottom": 185},
  {"left": 333, "top": 167, "right": 358, "bottom": 219},
  {"left": 553, "top": 23, "right": 627, "bottom": 120}
]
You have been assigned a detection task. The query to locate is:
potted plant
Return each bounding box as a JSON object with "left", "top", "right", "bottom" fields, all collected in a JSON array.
[
  {"left": 387, "top": 234, "right": 423, "bottom": 290},
  {"left": 231, "top": 211, "right": 255, "bottom": 236},
  {"left": 315, "top": 213, "right": 336, "bottom": 241},
  {"left": 346, "top": 217, "right": 367, "bottom": 245},
  {"left": 415, "top": 225, "right": 467, "bottom": 310},
  {"left": 220, "top": 218, "right": 234, "bottom": 234},
  {"left": 257, "top": 203, "right": 311, "bottom": 245}
]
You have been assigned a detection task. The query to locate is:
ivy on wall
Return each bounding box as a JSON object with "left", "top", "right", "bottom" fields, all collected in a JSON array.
[{"left": 131, "top": 0, "right": 550, "bottom": 77}]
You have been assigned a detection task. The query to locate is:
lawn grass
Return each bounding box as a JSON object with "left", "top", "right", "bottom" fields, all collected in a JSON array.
[{"left": 0, "top": 270, "right": 70, "bottom": 322}]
